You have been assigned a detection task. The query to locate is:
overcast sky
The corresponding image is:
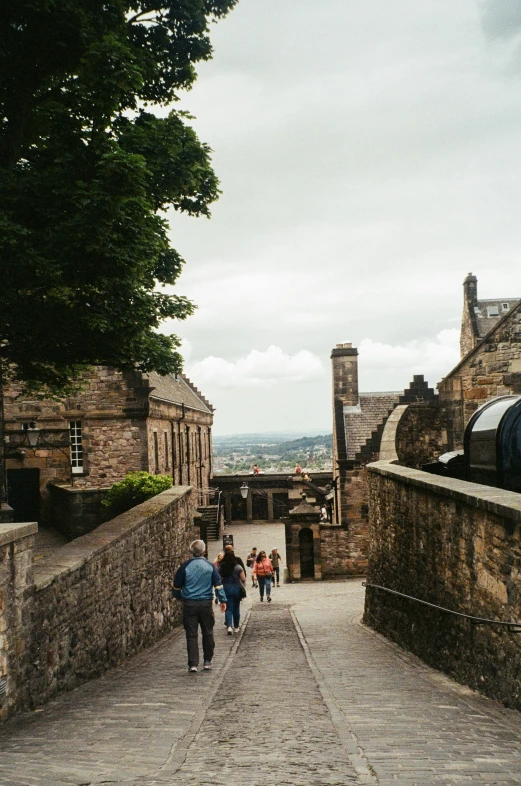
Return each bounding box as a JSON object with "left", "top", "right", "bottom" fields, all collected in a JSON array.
[{"left": 160, "top": 0, "right": 521, "bottom": 435}]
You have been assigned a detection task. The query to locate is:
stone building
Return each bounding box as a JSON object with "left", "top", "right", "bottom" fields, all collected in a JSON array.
[
  {"left": 439, "top": 274, "right": 521, "bottom": 449},
  {"left": 325, "top": 343, "right": 439, "bottom": 576},
  {"left": 3, "top": 368, "right": 214, "bottom": 530},
  {"left": 459, "top": 272, "right": 519, "bottom": 358}
]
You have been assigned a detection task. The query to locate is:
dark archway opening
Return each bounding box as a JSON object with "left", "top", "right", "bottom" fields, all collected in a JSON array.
[{"left": 299, "top": 527, "right": 314, "bottom": 578}]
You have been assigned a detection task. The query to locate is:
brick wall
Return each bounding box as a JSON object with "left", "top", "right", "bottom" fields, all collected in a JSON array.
[
  {"left": 1, "top": 487, "right": 196, "bottom": 720},
  {"left": 364, "top": 461, "right": 521, "bottom": 711}
]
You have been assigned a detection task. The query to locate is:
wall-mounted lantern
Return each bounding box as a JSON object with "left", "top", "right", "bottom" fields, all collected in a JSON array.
[
  {"left": 240, "top": 482, "right": 249, "bottom": 499},
  {"left": 26, "top": 424, "right": 40, "bottom": 448}
]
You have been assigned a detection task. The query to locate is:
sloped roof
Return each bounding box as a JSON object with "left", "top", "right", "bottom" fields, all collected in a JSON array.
[
  {"left": 442, "top": 298, "right": 521, "bottom": 383},
  {"left": 343, "top": 392, "right": 401, "bottom": 461},
  {"left": 475, "top": 298, "right": 519, "bottom": 338},
  {"left": 146, "top": 372, "right": 213, "bottom": 414}
]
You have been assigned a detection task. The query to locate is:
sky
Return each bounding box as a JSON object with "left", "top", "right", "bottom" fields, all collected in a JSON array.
[{"left": 159, "top": 0, "right": 521, "bottom": 435}]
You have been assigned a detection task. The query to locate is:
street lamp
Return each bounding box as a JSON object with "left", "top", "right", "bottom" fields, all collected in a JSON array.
[{"left": 240, "top": 482, "right": 249, "bottom": 499}]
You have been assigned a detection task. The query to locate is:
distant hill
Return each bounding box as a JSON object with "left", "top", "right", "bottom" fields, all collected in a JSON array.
[{"left": 212, "top": 432, "right": 333, "bottom": 474}]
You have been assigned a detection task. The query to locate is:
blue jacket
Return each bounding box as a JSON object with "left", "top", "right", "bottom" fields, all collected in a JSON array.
[{"left": 173, "top": 557, "right": 227, "bottom": 603}]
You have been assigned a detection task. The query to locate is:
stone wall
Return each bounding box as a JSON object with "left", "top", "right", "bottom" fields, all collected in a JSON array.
[
  {"left": 319, "top": 523, "right": 368, "bottom": 577},
  {"left": 394, "top": 403, "right": 449, "bottom": 468},
  {"left": 0, "top": 523, "right": 38, "bottom": 722},
  {"left": 1, "top": 487, "right": 196, "bottom": 720},
  {"left": 48, "top": 484, "right": 111, "bottom": 539},
  {"left": 364, "top": 461, "right": 521, "bottom": 711}
]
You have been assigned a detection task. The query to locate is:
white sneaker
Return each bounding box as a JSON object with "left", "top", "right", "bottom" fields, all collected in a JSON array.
[
  {"left": 233, "top": 627, "right": 240, "bottom": 633},
  {"left": 227, "top": 626, "right": 233, "bottom": 635}
]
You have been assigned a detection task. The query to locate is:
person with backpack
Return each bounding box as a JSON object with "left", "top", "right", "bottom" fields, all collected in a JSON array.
[
  {"left": 218, "top": 548, "right": 246, "bottom": 634},
  {"left": 253, "top": 550, "right": 273, "bottom": 602},
  {"left": 246, "top": 546, "right": 258, "bottom": 587},
  {"left": 173, "top": 540, "right": 226, "bottom": 672},
  {"left": 268, "top": 547, "right": 282, "bottom": 587}
]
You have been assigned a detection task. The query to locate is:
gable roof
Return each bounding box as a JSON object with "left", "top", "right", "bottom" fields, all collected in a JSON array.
[
  {"left": 443, "top": 298, "right": 521, "bottom": 383},
  {"left": 146, "top": 372, "right": 213, "bottom": 414},
  {"left": 475, "top": 298, "right": 519, "bottom": 338}
]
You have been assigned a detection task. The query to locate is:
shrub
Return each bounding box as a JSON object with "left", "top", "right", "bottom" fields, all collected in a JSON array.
[{"left": 103, "top": 472, "right": 173, "bottom": 516}]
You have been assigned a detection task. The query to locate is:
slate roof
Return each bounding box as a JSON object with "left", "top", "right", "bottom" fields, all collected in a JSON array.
[
  {"left": 343, "top": 392, "right": 401, "bottom": 461},
  {"left": 475, "top": 298, "right": 520, "bottom": 338},
  {"left": 146, "top": 372, "right": 213, "bottom": 414}
]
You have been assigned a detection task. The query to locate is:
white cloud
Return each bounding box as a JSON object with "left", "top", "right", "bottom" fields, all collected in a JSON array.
[
  {"left": 358, "top": 329, "right": 460, "bottom": 391},
  {"left": 186, "top": 345, "right": 325, "bottom": 390}
]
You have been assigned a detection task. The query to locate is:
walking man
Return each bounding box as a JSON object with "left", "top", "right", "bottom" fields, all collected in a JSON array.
[
  {"left": 173, "top": 540, "right": 227, "bottom": 672},
  {"left": 269, "top": 547, "right": 283, "bottom": 587}
]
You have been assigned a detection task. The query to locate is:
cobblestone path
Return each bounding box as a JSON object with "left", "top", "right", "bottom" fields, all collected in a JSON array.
[
  {"left": 1, "top": 523, "right": 521, "bottom": 785},
  {"left": 171, "top": 603, "right": 360, "bottom": 786}
]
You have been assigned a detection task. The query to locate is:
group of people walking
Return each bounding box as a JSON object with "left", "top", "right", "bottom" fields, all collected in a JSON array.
[{"left": 173, "top": 539, "right": 283, "bottom": 672}]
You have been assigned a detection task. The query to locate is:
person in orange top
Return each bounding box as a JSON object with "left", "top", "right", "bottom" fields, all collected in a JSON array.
[
  {"left": 253, "top": 550, "right": 273, "bottom": 602},
  {"left": 295, "top": 463, "right": 302, "bottom": 475}
]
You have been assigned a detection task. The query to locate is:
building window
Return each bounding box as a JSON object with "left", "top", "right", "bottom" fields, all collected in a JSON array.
[
  {"left": 487, "top": 306, "right": 499, "bottom": 317},
  {"left": 153, "top": 431, "right": 159, "bottom": 474},
  {"left": 69, "top": 421, "right": 83, "bottom": 474},
  {"left": 164, "top": 432, "right": 169, "bottom": 471},
  {"left": 502, "top": 303, "right": 510, "bottom": 312}
]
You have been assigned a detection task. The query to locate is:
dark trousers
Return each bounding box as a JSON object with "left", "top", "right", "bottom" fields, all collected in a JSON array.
[
  {"left": 183, "top": 600, "right": 215, "bottom": 667},
  {"left": 273, "top": 566, "right": 280, "bottom": 584}
]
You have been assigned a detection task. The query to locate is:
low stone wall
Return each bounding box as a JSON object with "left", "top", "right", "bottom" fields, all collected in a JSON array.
[
  {"left": 48, "top": 483, "right": 112, "bottom": 539},
  {"left": 1, "top": 486, "right": 195, "bottom": 720},
  {"left": 319, "top": 524, "right": 368, "bottom": 578},
  {"left": 364, "top": 461, "right": 521, "bottom": 711}
]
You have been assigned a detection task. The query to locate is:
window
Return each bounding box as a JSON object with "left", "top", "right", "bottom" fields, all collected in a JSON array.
[
  {"left": 164, "top": 432, "right": 169, "bottom": 471},
  {"left": 69, "top": 421, "right": 83, "bottom": 474},
  {"left": 153, "top": 431, "right": 159, "bottom": 474},
  {"left": 502, "top": 303, "right": 510, "bottom": 312},
  {"left": 487, "top": 306, "right": 499, "bottom": 317}
]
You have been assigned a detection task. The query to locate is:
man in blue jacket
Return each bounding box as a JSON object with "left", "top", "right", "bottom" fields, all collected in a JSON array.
[{"left": 173, "top": 539, "right": 227, "bottom": 672}]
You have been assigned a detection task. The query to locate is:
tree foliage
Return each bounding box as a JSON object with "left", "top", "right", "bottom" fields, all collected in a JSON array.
[{"left": 0, "top": 1, "right": 237, "bottom": 393}]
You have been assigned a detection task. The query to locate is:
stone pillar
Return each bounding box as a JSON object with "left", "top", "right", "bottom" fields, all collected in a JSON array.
[
  {"left": 267, "top": 490, "right": 274, "bottom": 522},
  {"left": 331, "top": 343, "right": 359, "bottom": 525},
  {"left": 461, "top": 272, "right": 479, "bottom": 358},
  {"left": 286, "top": 495, "right": 321, "bottom": 581},
  {"left": 0, "top": 522, "right": 37, "bottom": 721},
  {"left": 246, "top": 492, "right": 253, "bottom": 522}
]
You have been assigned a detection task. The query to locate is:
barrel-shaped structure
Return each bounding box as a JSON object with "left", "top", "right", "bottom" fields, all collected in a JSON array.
[{"left": 464, "top": 394, "right": 521, "bottom": 491}]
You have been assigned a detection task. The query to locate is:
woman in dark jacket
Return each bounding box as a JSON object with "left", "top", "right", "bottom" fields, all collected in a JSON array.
[{"left": 218, "top": 549, "right": 246, "bottom": 634}]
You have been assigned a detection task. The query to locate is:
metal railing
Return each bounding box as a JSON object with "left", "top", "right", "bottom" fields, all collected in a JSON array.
[{"left": 363, "top": 582, "right": 521, "bottom": 634}]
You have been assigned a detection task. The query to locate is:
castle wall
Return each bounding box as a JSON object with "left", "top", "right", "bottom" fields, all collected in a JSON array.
[
  {"left": 364, "top": 461, "right": 521, "bottom": 711},
  {"left": 1, "top": 487, "right": 195, "bottom": 721}
]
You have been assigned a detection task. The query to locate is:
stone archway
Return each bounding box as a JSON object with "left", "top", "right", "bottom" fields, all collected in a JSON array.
[{"left": 299, "top": 527, "right": 314, "bottom": 578}]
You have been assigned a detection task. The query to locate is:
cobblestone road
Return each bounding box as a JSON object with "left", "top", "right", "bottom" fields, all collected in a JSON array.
[{"left": 1, "top": 522, "right": 520, "bottom": 785}]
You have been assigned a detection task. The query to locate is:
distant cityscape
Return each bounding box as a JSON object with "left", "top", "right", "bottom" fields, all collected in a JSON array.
[{"left": 212, "top": 432, "right": 333, "bottom": 474}]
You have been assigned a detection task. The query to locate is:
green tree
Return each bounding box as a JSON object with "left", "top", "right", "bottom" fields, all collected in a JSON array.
[{"left": 0, "top": 0, "right": 237, "bottom": 393}]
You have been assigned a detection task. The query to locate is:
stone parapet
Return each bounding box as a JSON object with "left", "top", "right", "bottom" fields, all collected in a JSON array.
[
  {"left": 0, "top": 522, "right": 37, "bottom": 721},
  {"left": 0, "top": 488, "right": 195, "bottom": 721},
  {"left": 364, "top": 460, "right": 521, "bottom": 711}
]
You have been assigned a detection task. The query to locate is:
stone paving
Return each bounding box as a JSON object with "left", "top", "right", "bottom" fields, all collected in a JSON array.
[{"left": 0, "top": 522, "right": 520, "bottom": 785}]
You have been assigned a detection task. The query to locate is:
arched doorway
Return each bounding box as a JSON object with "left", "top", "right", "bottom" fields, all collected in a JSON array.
[{"left": 299, "top": 527, "right": 314, "bottom": 578}]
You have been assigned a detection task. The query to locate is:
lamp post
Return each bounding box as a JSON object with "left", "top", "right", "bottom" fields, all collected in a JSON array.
[{"left": 240, "top": 482, "right": 249, "bottom": 499}]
